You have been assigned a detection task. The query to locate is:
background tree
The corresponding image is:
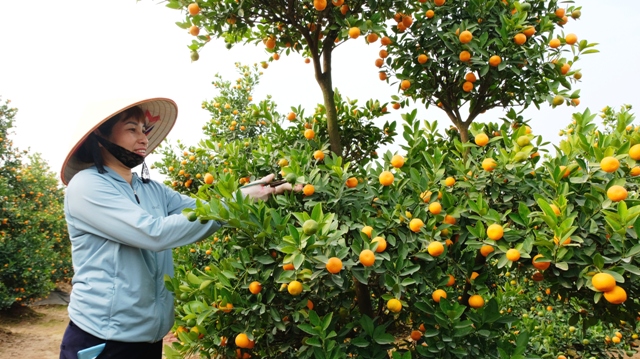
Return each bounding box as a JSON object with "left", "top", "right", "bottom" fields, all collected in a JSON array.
[
  {"left": 166, "top": 0, "right": 595, "bottom": 145},
  {"left": 0, "top": 98, "right": 72, "bottom": 310},
  {"left": 383, "top": 0, "right": 596, "bottom": 142},
  {"left": 164, "top": 0, "right": 396, "bottom": 157}
]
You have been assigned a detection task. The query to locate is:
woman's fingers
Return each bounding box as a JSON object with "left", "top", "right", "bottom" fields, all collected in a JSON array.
[
  {"left": 260, "top": 173, "right": 276, "bottom": 183},
  {"left": 240, "top": 174, "right": 304, "bottom": 201},
  {"left": 273, "top": 182, "right": 293, "bottom": 195}
]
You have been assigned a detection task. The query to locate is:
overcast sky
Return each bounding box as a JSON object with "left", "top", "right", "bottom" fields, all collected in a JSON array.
[{"left": 0, "top": 1, "right": 638, "bottom": 182}]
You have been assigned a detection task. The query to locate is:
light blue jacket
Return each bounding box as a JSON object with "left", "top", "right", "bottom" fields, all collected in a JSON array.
[{"left": 64, "top": 166, "right": 221, "bottom": 342}]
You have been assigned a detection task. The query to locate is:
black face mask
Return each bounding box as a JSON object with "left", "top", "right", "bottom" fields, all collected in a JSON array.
[{"left": 94, "top": 135, "right": 145, "bottom": 168}]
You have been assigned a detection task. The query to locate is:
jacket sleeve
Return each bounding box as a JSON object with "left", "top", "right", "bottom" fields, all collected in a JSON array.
[
  {"left": 163, "top": 185, "right": 198, "bottom": 215},
  {"left": 65, "top": 176, "right": 222, "bottom": 252}
]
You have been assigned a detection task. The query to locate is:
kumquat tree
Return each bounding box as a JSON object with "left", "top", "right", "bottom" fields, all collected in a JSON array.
[
  {"left": 383, "top": 0, "right": 596, "bottom": 142},
  {"left": 163, "top": 0, "right": 402, "bottom": 156},
  {"left": 151, "top": 1, "right": 640, "bottom": 359},
  {"left": 0, "top": 97, "right": 72, "bottom": 310}
]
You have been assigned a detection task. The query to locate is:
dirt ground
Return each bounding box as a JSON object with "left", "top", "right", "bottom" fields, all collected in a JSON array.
[
  {"left": 0, "top": 292, "right": 177, "bottom": 359},
  {"left": 0, "top": 304, "right": 70, "bottom": 359}
]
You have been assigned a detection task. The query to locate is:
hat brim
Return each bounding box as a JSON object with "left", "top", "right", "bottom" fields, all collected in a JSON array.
[{"left": 61, "top": 97, "right": 177, "bottom": 185}]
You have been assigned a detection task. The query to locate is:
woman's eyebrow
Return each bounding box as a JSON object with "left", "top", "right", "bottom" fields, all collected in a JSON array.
[{"left": 124, "top": 119, "right": 144, "bottom": 126}]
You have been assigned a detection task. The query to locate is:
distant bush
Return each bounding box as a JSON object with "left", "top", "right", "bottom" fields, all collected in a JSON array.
[{"left": 0, "top": 97, "right": 72, "bottom": 310}]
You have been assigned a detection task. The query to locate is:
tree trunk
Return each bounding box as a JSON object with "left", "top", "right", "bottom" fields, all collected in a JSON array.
[
  {"left": 443, "top": 109, "right": 469, "bottom": 144},
  {"left": 442, "top": 105, "right": 478, "bottom": 315},
  {"left": 313, "top": 44, "right": 373, "bottom": 318},
  {"left": 458, "top": 122, "right": 469, "bottom": 145},
  {"left": 314, "top": 45, "right": 342, "bottom": 156}
]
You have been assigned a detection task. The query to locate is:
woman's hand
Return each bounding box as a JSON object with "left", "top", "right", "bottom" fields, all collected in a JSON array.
[{"left": 240, "top": 174, "right": 303, "bottom": 201}]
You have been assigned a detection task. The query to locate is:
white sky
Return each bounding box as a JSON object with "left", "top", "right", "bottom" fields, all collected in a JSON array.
[{"left": 0, "top": 1, "right": 638, "bottom": 182}]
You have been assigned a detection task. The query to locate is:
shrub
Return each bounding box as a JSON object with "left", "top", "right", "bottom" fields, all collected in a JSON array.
[
  {"left": 157, "top": 64, "right": 640, "bottom": 357},
  {"left": 0, "top": 98, "right": 72, "bottom": 309}
]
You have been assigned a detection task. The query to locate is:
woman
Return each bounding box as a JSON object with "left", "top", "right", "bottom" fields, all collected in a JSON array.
[{"left": 59, "top": 98, "right": 292, "bottom": 358}]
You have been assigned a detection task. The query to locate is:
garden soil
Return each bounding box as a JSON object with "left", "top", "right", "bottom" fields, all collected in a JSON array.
[{"left": 0, "top": 284, "right": 177, "bottom": 359}]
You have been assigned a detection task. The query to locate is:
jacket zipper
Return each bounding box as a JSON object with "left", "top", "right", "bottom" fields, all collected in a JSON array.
[{"left": 132, "top": 186, "right": 140, "bottom": 204}]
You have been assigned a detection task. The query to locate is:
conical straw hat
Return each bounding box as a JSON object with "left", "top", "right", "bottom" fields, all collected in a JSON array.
[{"left": 60, "top": 97, "right": 177, "bottom": 185}]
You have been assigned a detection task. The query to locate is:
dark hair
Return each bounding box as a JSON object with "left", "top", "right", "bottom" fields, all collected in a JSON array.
[{"left": 75, "top": 106, "right": 145, "bottom": 163}]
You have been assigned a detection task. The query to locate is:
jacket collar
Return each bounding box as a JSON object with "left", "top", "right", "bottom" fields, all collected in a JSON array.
[{"left": 92, "top": 165, "right": 141, "bottom": 184}]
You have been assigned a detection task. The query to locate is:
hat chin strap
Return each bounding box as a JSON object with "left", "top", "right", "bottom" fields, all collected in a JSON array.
[
  {"left": 93, "top": 135, "right": 150, "bottom": 183},
  {"left": 88, "top": 133, "right": 107, "bottom": 175}
]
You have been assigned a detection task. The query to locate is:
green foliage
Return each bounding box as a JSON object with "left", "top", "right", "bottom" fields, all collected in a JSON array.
[
  {"left": 160, "top": 0, "right": 413, "bottom": 157},
  {"left": 164, "top": 0, "right": 597, "bottom": 142},
  {"left": 167, "top": 0, "right": 391, "bottom": 58},
  {"left": 156, "top": 60, "right": 640, "bottom": 357},
  {"left": 150, "top": 3, "right": 631, "bottom": 358},
  {"left": 154, "top": 63, "right": 395, "bottom": 195},
  {"left": 383, "top": 0, "right": 596, "bottom": 134},
  {"left": 0, "top": 97, "right": 72, "bottom": 310}
]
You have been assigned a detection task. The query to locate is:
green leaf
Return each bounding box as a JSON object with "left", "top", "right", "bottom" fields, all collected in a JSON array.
[
  {"left": 199, "top": 280, "right": 212, "bottom": 290},
  {"left": 293, "top": 253, "right": 306, "bottom": 269},
  {"left": 350, "top": 337, "right": 370, "bottom": 347},
  {"left": 215, "top": 273, "right": 231, "bottom": 288},
  {"left": 298, "top": 323, "right": 320, "bottom": 336},
  {"left": 480, "top": 64, "right": 490, "bottom": 77},
  {"left": 255, "top": 255, "right": 276, "bottom": 265},
  {"left": 620, "top": 263, "right": 640, "bottom": 276},
  {"left": 399, "top": 264, "right": 420, "bottom": 276},
  {"left": 618, "top": 200, "right": 628, "bottom": 223},
  {"left": 289, "top": 224, "right": 301, "bottom": 246},
  {"left": 495, "top": 315, "right": 518, "bottom": 324},
  {"left": 352, "top": 268, "right": 369, "bottom": 284},
  {"left": 569, "top": 313, "right": 580, "bottom": 326},
  {"left": 424, "top": 328, "right": 439, "bottom": 338},
  {"left": 322, "top": 312, "right": 333, "bottom": 331},
  {"left": 536, "top": 198, "right": 557, "bottom": 228},
  {"left": 453, "top": 325, "right": 474, "bottom": 337},
  {"left": 311, "top": 203, "right": 323, "bottom": 222},
  {"left": 513, "top": 331, "right": 530, "bottom": 356},
  {"left": 196, "top": 308, "right": 213, "bottom": 325},
  {"left": 175, "top": 21, "right": 191, "bottom": 30},
  {"left": 373, "top": 333, "right": 395, "bottom": 345},
  {"left": 309, "top": 309, "right": 321, "bottom": 326},
  {"left": 217, "top": 183, "right": 233, "bottom": 199},
  {"left": 166, "top": 1, "right": 182, "bottom": 9},
  {"left": 603, "top": 269, "right": 625, "bottom": 283},
  {"left": 187, "top": 272, "right": 202, "bottom": 285},
  {"left": 164, "top": 274, "right": 174, "bottom": 291},
  {"left": 360, "top": 315, "right": 374, "bottom": 336},
  {"left": 497, "top": 254, "right": 509, "bottom": 269},
  {"left": 627, "top": 244, "right": 640, "bottom": 258},
  {"left": 306, "top": 337, "right": 322, "bottom": 347},
  {"left": 280, "top": 245, "right": 298, "bottom": 254},
  {"left": 593, "top": 253, "right": 604, "bottom": 270},
  {"left": 221, "top": 270, "right": 237, "bottom": 279},
  {"left": 401, "top": 278, "right": 416, "bottom": 286},
  {"left": 629, "top": 217, "right": 640, "bottom": 242},
  {"left": 269, "top": 307, "right": 281, "bottom": 322},
  {"left": 482, "top": 298, "right": 500, "bottom": 323}
]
